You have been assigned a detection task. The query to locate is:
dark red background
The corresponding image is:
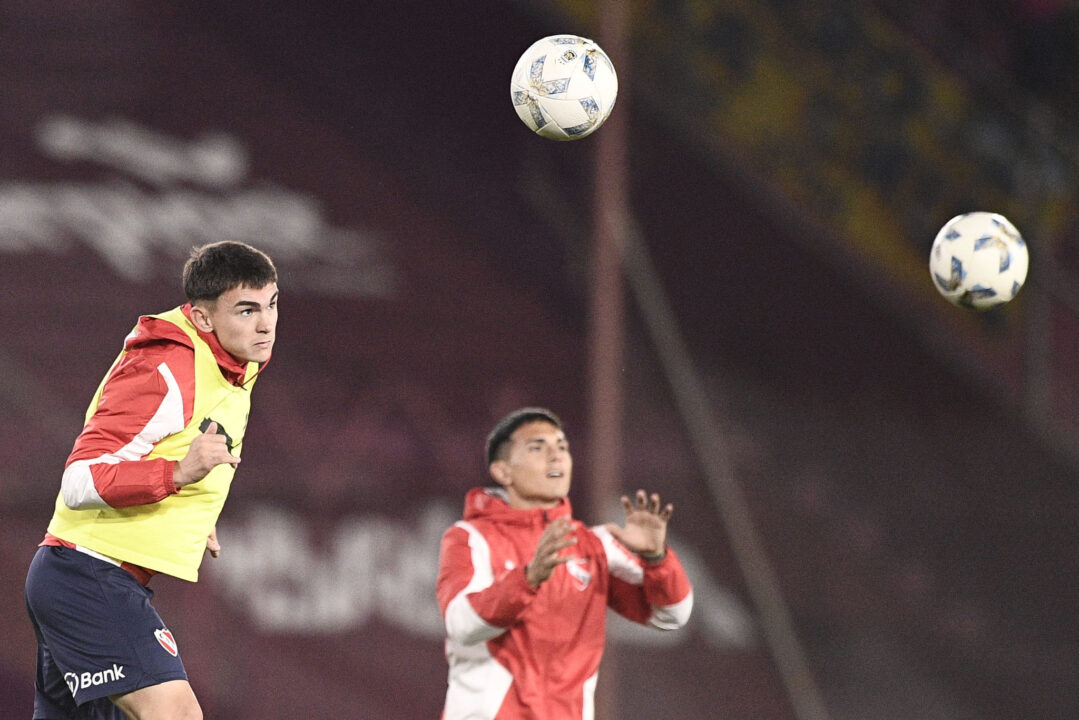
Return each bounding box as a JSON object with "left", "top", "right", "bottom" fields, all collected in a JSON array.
[{"left": 0, "top": 2, "right": 1075, "bottom": 718}]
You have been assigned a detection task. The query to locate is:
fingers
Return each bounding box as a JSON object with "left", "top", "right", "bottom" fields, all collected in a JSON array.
[
  {"left": 549, "top": 535, "right": 577, "bottom": 557},
  {"left": 624, "top": 490, "right": 658, "bottom": 513},
  {"left": 197, "top": 431, "right": 240, "bottom": 465},
  {"left": 175, "top": 430, "right": 240, "bottom": 488},
  {"left": 206, "top": 528, "right": 221, "bottom": 558},
  {"left": 200, "top": 422, "right": 238, "bottom": 465},
  {"left": 217, "top": 448, "right": 241, "bottom": 466},
  {"left": 622, "top": 490, "right": 674, "bottom": 519},
  {"left": 540, "top": 517, "right": 577, "bottom": 554},
  {"left": 603, "top": 521, "right": 629, "bottom": 547},
  {"left": 527, "top": 517, "right": 577, "bottom": 588},
  {"left": 536, "top": 546, "right": 574, "bottom": 570}
]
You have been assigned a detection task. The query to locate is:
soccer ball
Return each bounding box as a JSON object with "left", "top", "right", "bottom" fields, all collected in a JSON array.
[
  {"left": 929, "top": 212, "right": 1029, "bottom": 310},
  {"left": 510, "top": 34, "right": 618, "bottom": 141}
]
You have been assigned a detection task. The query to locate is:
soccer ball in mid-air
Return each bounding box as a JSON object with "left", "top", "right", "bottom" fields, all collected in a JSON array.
[
  {"left": 929, "top": 212, "right": 1029, "bottom": 310},
  {"left": 510, "top": 34, "right": 618, "bottom": 141}
]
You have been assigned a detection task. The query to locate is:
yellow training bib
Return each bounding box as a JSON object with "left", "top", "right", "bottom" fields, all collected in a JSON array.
[{"left": 47, "top": 307, "right": 258, "bottom": 581}]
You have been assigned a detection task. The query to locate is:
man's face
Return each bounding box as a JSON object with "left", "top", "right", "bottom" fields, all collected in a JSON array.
[
  {"left": 492, "top": 420, "right": 572, "bottom": 509},
  {"left": 196, "top": 283, "right": 278, "bottom": 364}
]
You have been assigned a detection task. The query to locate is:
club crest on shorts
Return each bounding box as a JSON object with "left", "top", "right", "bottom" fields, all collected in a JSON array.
[{"left": 155, "top": 628, "right": 178, "bottom": 656}]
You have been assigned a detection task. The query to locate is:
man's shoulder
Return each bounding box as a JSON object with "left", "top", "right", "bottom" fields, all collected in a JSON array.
[
  {"left": 111, "top": 338, "right": 194, "bottom": 378},
  {"left": 445, "top": 518, "right": 483, "bottom": 536},
  {"left": 126, "top": 336, "right": 194, "bottom": 358},
  {"left": 124, "top": 311, "right": 194, "bottom": 352},
  {"left": 443, "top": 517, "right": 505, "bottom": 542}
]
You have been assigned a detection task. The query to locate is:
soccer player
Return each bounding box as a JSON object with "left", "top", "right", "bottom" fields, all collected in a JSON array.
[
  {"left": 24, "top": 241, "right": 278, "bottom": 720},
  {"left": 436, "top": 407, "right": 694, "bottom": 719}
]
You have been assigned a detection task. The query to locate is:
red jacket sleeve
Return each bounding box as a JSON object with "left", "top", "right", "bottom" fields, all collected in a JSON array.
[
  {"left": 60, "top": 341, "right": 195, "bottom": 509},
  {"left": 437, "top": 524, "right": 538, "bottom": 645},
  {"left": 602, "top": 532, "right": 694, "bottom": 629}
]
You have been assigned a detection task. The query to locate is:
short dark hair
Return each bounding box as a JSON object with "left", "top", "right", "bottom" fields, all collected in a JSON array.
[
  {"left": 485, "top": 407, "right": 563, "bottom": 466},
  {"left": 182, "top": 241, "right": 278, "bottom": 302}
]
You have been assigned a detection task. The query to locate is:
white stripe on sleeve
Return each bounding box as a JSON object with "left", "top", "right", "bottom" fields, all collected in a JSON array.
[
  {"left": 61, "top": 362, "right": 185, "bottom": 509},
  {"left": 443, "top": 521, "right": 507, "bottom": 646},
  {"left": 591, "top": 524, "right": 644, "bottom": 584},
  {"left": 592, "top": 524, "right": 693, "bottom": 630},
  {"left": 648, "top": 590, "right": 694, "bottom": 630}
]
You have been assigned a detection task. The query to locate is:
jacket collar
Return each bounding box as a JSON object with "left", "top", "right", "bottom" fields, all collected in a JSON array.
[{"left": 462, "top": 486, "right": 573, "bottom": 525}]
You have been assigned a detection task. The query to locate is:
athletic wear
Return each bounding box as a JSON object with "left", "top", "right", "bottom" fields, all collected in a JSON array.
[
  {"left": 25, "top": 545, "right": 188, "bottom": 717},
  {"left": 47, "top": 305, "right": 260, "bottom": 582},
  {"left": 437, "top": 487, "right": 693, "bottom": 720},
  {"left": 26, "top": 303, "right": 267, "bottom": 715}
]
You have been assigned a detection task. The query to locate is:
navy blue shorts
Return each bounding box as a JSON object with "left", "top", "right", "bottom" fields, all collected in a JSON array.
[{"left": 24, "top": 545, "right": 189, "bottom": 719}]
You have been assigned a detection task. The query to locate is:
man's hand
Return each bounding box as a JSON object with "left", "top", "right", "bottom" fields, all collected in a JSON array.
[
  {"left": 525, "top": 516, "right": 577, "bottom": 588},
  {"left": 604, "top": 489, "right": 673, "bottom": 559},
  {"left": 173, "top": 422, "right": 240, "bottom": 490},
  {"left": 206, "top": 527, "right": 221, "bottom": 558}
]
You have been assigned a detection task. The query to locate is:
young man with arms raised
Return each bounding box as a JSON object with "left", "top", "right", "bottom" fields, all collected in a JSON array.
[
  {"left": 25, "top": 241, "right": 278, "bottom": 720},
  {"left": 437, "top": 407, "right": 694, "bottom": 719}
]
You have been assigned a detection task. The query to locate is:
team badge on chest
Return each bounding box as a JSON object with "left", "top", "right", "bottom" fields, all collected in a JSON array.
[{"left": 566, "top": 557, "right": 592, "bottom": 590}]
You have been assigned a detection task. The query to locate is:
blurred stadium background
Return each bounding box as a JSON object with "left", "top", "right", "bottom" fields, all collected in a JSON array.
[{"left": 1, "top": 0, "right": 1077, "bottom": 718}]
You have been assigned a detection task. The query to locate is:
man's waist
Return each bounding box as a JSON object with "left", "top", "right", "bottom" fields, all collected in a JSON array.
[{"left": 40, "top": 534, "right": 156, "bottom": 585}]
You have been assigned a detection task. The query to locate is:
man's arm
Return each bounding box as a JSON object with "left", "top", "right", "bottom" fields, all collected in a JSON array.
[
  {"left": 601, "top": 535, "right": 694, "bottom": 629},
  {"left": 61, "top": 345, "right": 193, "bottom": 510},
  {"left": 599, "top": 490, "right": 694, "bottom": 629},
  {"left": 436, "top": 522, "right": 537, "bottom": 646}
]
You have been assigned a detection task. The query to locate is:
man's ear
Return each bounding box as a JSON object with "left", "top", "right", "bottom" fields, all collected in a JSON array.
[
  {"left": 189, "top": 303, "right": 214, "bottom": 333},
  {"left": 489, "top": 460, "right": 511, "bottom": 488}
]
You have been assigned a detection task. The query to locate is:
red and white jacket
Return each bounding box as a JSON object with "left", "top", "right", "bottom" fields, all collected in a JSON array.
[{"left": 436, "top": 487, "right": 693, "bottom": 720}]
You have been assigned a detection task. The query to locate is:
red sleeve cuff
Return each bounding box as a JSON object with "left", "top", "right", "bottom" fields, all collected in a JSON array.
[
  {"left": 640, "top": 547, "right": 669, "bottom": 565},
  {"left": 641, "top": 546, "right": 692, "bottom": 605},
  {"left": 473, "top": 565, "right": 539, "bottom": 627},
  {"left": 163, "top": 460, "right": 181, "bottom": 496},
  {"left": 92, "top": 457, "right": 182, "bottom": 507}
]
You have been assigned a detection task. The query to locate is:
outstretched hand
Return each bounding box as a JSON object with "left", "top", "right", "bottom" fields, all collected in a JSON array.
[
  {"left": 604, "top": 489, "right": 673, "bottom": 559},
  {"left": 526, "top": 516, "right": 577, "bottom": 589}
]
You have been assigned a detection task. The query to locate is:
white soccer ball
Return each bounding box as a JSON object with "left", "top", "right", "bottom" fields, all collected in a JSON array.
[
  {"left": 510, "top": 34, "right": 618, "bottom": 141},
  {"left": 929, "top": 211, "right": 1029, "bottom": 310}
]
